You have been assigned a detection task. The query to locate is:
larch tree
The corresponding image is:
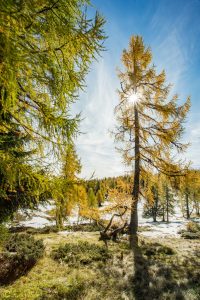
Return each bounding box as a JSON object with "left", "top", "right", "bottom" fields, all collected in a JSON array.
[
  {"left": 87, "top": 188, "right": 97, "bottom": 208},
  {"left": 96, "top": 189, "right": 104, "bottom": 207},
  {"left": 52, "top": 143, "right": 81, "bottom": 229},
  {"left": 114, "top": 36, "right": 190, "bottom": 246},
  {"left": 0, "top": 0, "right": 105, "bottom": 220},
  {"left": 179, "top": 169, "right": 200, "bottom": 219}
]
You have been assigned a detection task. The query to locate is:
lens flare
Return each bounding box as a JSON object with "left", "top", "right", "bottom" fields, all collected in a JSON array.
[
  {"left": 127, "top": 89, "right": 143, "bottom": 105},
  {"left": 128, "top": 92, "right": 139, "bottom": 104}
]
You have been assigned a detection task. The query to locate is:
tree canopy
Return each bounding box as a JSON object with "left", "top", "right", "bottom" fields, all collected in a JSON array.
[{"left": 0, "top": 0, "right": 105, "bottom": 221}]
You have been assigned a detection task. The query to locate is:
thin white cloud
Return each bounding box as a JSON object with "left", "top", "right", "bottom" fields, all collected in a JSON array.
[{"left": 74, "top": 59, "right": 127, "bottom": 179}]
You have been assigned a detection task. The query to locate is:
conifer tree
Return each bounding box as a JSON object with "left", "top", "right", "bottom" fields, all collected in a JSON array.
[
  {"left": 96, "top": 189, "right": 104, "bottom": 207},
  {"left": 114, "top": 36, "right": 190, "bottom": 246},
  {"left": 75, "top": 184, "right": 88, "bottom": 223},
  {"left": 143, "top": 174, "right": 163, "bottom": 222},
  {"left": 179, "top": 169, "right": 200, "bottom": 219},
  {"left": 52, "top": 144, "right": 81, "bottom": 229},
  {"left": 0, "top": 109, "right": 48, "bottom": 222},
  {"left": 0, "top": 0, "right": 105, "bottom": 155},
  {"left": 87, "top": 188, "right": 97, "bottom": 208},
  {"left": 0, "top": 0, "right": 105, "bottom": 220}
]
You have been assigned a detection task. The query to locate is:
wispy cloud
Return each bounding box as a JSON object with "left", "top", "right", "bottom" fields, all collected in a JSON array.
[{"left": 74, "top": 60, "right": 127, "bottom": 178}]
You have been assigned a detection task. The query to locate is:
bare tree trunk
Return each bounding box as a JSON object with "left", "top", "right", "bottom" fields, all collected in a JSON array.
[
  {"left": 162, "top": 205, "right": 165, "bottom": 222},
  {"left": 130, "top": 106, "right": 140, "bottom": 248},
  {"left": 194, "top": 197, "right": 200, "bottom": 216},
  {"left": 185, "top": 189, "right": 190, "bottom": 219},
  {"left": 152, "top": 187, "right": 158, "bottom": 222},
  {"left": 166, "top": 186, "right": 169, "bottom": 223},
  {"left": 56, "top": 205, "right": 63, "bottom": 230}
]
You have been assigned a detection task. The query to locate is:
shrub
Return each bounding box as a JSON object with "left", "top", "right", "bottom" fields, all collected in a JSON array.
[
  {"left": 0, "top": 224, "right": 10, "bottom": 247},
  {"left": 181, "top": 232, "right": 200, "bottom": 239},
  {"left": 179, "top": 222, "right": 200, "bottom": 239},
  {"left": 9, "top": 225, "right": 59, "bottom": 235},
  {"left": 26, "top": 225, "right": 59, "bottom": 234},
  {"left": 143, "top": 243, "right": 175, "bottom": 257},
  {"left": 186, "top": 221, "right": 200, "bottom": 233},
  {"left": 5, "top": 233, "right": 44, "bottom": 263},
  {"left": 51, "top": 241, "right": 111, "bottom": 266},
  {"left": 39, "top": 280, "right": 86, "bottom": 300},
  {"left": 0, "top": 233, "right": 45, "bottom": 285},
  {"left": 64, "top": 223, "right": 102, "bottom": 232}
]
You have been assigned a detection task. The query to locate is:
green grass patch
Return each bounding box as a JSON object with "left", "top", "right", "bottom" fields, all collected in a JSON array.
[{"left": 51, "top": 241, "right": 111, "bottom": 266}]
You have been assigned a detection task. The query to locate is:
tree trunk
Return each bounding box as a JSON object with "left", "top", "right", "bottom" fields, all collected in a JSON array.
[
  {"left": 152, "top": 188, "right": 158, "bottom": 222},
  {"left": 77, "top": 205, "right": 80, "bottom": 225},
  {"left": 166, "top": 186, "right": 169, "bottom": 223},
  {"left": 56, "top": 206, "right": 63, "bottom": 230},
  {"left": 152, "top": 211, "right": 156, "bottom": 222},
  {"left": 162, "top": 205, "right": 165, "bottom": 222},
  {"left": 185, "top": 190, "right": 190, "bottom": 219},
  {"left": 130, "top": 105, "right": 140, "bottom": 248},
  {"left": 56, "top": 199, "right": 64, "bottom": 230},
  {"left": 194, "top": 198, "right": 200, "bottom": 216}
]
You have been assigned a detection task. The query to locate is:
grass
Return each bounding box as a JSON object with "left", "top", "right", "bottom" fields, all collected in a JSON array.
[{"left": 0, "top": 231, "right": 199, "bottom": 300}]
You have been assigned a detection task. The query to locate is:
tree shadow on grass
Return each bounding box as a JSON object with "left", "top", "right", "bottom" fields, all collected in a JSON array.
[
  {"left": 0, "top": 255, "right": 36, "bottom": 286},
  {"left": 131, "top": 239, "right": 187, "bottom": 300}
]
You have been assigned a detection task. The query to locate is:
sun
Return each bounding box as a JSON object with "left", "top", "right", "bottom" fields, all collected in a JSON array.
[
  {"left": 127, "top": 90, "right": 142, "bottom": 105},
  {"left": 128, "top": 92, "right": 139, "bottom": 104}
]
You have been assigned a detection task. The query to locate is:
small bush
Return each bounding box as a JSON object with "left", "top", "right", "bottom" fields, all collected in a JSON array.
[
  {"left": 179, "top": 222, "right": 200, "bottom": 239},
  {"left": 64, "top": 223, "right": 101, "bottom": 232},
  {"left": 143, "top": 243, "right": 175, "bottom": 257},
  {"left": 0, "top": 224, "right": 10, "bottom": 247},
  {"left": 5, "top": 233, "right": 44, "bottom": 262},
  {"left": 0, "top": 233, "right": 45, "bottom": 285},
  {"left": 186, "top": 221, "right": 200, "bottom": 233},
  {"left": 39, "top": 280, "right": 86, "bottom": 300},
  {"left": 51, "top": 241, "right": 111, "bottom": 266},
  {"left": 27, "top": 225, "right": 59, "bottom": 234},
  {"left": 181, "top": 232, "right": 200, "bottom": 239},
  {"left": 9, "top": 225, "right": 59, "bottom": 235}
]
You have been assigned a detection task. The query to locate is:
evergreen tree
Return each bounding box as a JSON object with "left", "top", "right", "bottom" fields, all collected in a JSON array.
[
  {"left": 75, "top": 184, "right": 88, "bottom": 223},
  {"left": 87, "top": 188, "right": 97, "bottom": 208},
  {"left": 0, "top": 0, "right": 105, "bottom": 220},
  {"left": 52, "top": 144, "right": 81, "bottom": 229},
  {"left": 179, "top": 169, "right": 200, "bottom": 219},
  {"left": 114, "top": 36, "right": 190, "bottom": 246},
  {"left": 0, "top": 110, "right": 48, "bottom": 222},
  {"left": 164, "top": 184, "right": 175, "bottom": 222},
  {"left": 96, "top": 189, "right": 104, "bottom": 207},
  {"left": 143, "top": 180, "right": 163, "bottom": 222}
]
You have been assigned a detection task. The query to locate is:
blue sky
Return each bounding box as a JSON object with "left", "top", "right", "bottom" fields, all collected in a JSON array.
[{"left": 73, "top": 0, "right": 200, "bottom": 178}]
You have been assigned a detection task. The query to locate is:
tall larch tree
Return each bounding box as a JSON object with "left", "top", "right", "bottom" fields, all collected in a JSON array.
[{"left": 114, "top": 36, "right": 190, "bottom": 247}]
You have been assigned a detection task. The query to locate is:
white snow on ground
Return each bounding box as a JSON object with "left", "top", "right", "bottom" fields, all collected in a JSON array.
[
  {"left": 12, "top": 199, "right": 200, "bottom": 238},
  {"left": 13, "top": 201, "right": 90, "bottom": 228},
  {"left": 137, "top": 200, "right": 196, "bottom": 238}
]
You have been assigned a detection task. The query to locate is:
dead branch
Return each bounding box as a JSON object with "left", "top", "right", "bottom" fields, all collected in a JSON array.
[{"left": 99, "top": 206, "right": 128, "bottom": 247}]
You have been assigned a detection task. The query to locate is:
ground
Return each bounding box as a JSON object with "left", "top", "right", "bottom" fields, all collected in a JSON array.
[{"left": 0, "top": 230, "right": 199, "bottom": 300}]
